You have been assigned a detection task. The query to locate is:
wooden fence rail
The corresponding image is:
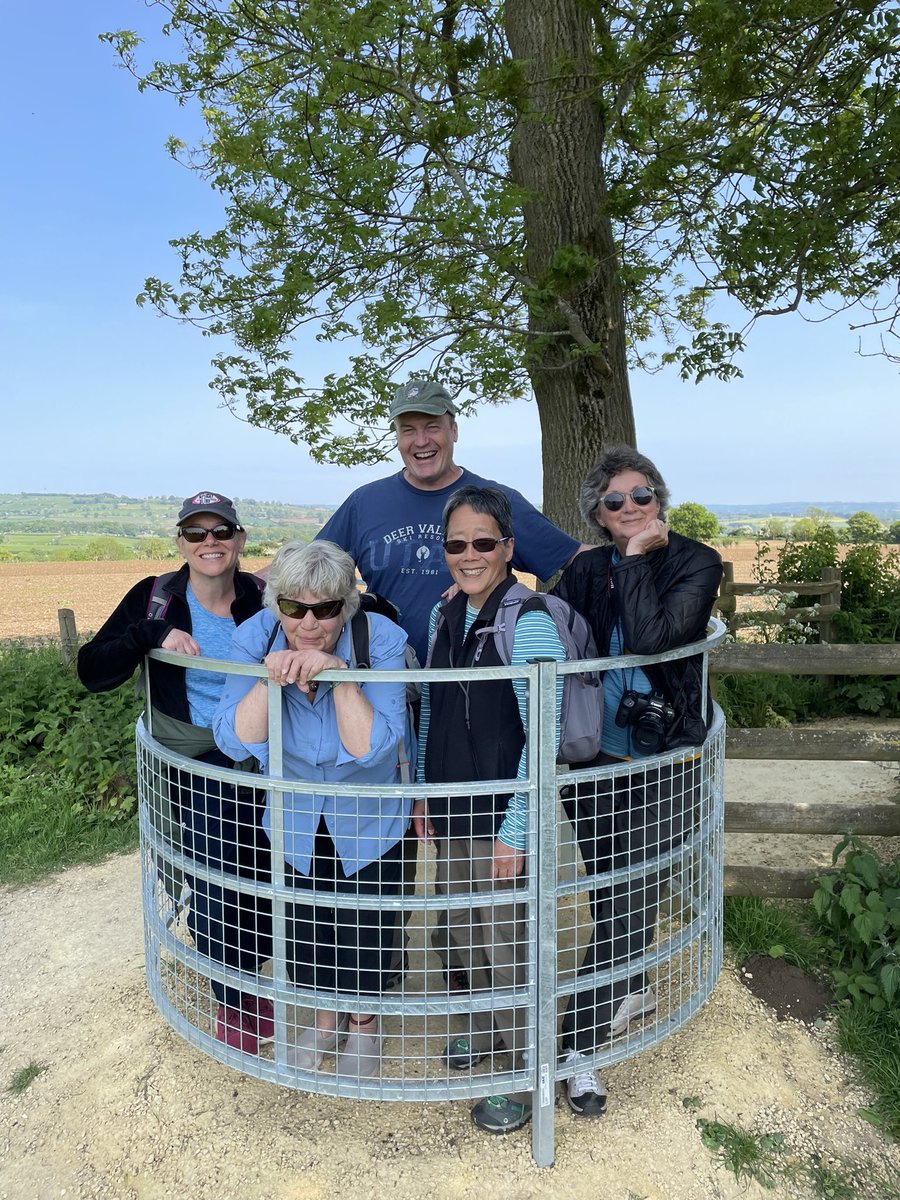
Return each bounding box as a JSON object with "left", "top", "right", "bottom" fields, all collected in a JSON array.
[
  {"left": 715, "top": 562, "right": 842, "bottom": 641},
  {"left": 712, "top": 637, "right": 900, "bottom": 896},
  {"left": 711, "top": 642, "right": 898, "bottom": 676}
]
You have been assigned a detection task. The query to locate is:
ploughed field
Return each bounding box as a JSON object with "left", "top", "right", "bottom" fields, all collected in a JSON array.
[
  {"left": 7, "top": 541, "right": 897, "bottom": 641},
  {"left": 0, "top": 558, "right": 272, "bottom": 641},
  {"left": 0, "top": 544, "right": 777, "bottom": 641}
]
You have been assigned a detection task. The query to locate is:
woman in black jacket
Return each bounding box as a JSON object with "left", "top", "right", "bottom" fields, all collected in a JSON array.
[
  {"left": 77, "top": 491, "right": 273, "bottom": 1055},
  {"left": 551, "top": 447, "right": 722, "bottom": 1119}
]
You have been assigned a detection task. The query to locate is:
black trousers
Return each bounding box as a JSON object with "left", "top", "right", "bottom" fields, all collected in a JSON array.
[
  {"left": 560, "top": 755, "right": 700, "bottom": 1052},
  {"left": 175, "top": 748, "right": 273, "bottom": 1011},
  {"left": 286, "top": 819, "right": 404, "bottom": 997}
]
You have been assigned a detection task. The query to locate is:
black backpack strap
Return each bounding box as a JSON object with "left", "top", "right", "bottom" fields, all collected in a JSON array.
[
  {"left": 264, "top": 619, "right": 281, "bottom": 657},
  {"left": 357, "top": 590, "right": 401, "bottom": 625},
  {"left": 349, "top": 609, "right": 371, "bottom": 669}
]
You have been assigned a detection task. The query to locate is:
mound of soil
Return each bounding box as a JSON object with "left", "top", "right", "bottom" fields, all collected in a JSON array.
[{"left": 740, "top": 955, "right": 833, "bottom": 1025}]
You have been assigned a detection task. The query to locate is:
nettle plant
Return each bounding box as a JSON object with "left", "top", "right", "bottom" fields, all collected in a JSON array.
[
  {"left": 813, "top": 835, "right": 900, "bottom": 1012},
  {"left": 722, "top": 533, "right": 900, "bottom": 721},
  {"left": 0, "top": 643, "right": 141, "bottom": 820}
]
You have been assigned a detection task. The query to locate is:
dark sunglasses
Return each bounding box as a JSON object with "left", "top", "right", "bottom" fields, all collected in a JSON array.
[
  {"left": 597, "top": 485, "right": 657, "bottom": 512},
  {"left": 276, "top": 596, "right": 345, "bottom": 620},
  {"left": 179, "top": 524, "right": 238, "bottom": 543},
  {"left": 443, "top": 536, "right": 512, "bottom": 555}
]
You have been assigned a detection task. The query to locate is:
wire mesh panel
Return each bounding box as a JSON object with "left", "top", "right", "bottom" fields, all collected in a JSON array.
[
  {"left": 138, "top": 684, "right": 539, "bottom": 1106},
  {"left": 138, "top": 627, "right": 726, "bottom": 1165}
]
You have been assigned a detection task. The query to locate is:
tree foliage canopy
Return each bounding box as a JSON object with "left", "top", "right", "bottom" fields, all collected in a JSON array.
[
  {"left": 667, "top": 501, "right": 720, "bottom": 541},
  {"left": 846, "top": 509, "right": 886, "bottom": 543},
  {"left": 105, "top": 1, "right": 900, "bottom": 529}
]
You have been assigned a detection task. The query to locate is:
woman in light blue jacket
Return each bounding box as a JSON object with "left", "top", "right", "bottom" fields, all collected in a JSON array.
[{"left": 214, "top": 540, "right": 413, "bottom": 1079}]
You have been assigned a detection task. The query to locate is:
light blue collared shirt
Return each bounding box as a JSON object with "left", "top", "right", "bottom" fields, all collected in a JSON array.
[{"left": 213, "top": 608, "right": 413, "bottom": 877}]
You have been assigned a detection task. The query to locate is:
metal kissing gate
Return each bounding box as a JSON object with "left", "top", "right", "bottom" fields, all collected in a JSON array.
[{"left": 137, "top": 622, "right": 726, "bottom": 1166}]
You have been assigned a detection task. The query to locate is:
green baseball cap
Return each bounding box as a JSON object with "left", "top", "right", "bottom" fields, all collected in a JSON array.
[{"left": 389, "top": 379, "right": 457, "bottom": 420}]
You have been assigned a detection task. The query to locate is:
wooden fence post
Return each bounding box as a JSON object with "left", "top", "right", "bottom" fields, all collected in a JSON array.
[
  {"left": 818, "top": 565, "right": 841, "bottom": 644},
  {"left": 716, "top": 560, "right": 736, "bottom": 634},
  {"left": 58, "top": 608, "right": 77, "bottom": 664}
]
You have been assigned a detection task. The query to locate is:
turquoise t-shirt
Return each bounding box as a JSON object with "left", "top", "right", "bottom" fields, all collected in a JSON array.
[
  {"left": 185, "top": 585, "right": 237, "bottom": 728},
  {"left": 602, "top": 550, "right": 653, "bottom": 759}
]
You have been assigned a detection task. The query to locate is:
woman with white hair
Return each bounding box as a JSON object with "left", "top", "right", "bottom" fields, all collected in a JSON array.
[{"left": 214, "top": 540, "right": 413, "bottom": 1079}]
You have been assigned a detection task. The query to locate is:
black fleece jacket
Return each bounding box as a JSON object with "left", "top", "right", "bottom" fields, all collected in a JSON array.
[
  {"left": 76, "top": 564, "right": 263, "bottom": 725},
  {"left": 424, "top": 574, "right": 525, "bottom": 840},
  {"left": 551, "top": 531, "right": 723, "bottom": 749}
]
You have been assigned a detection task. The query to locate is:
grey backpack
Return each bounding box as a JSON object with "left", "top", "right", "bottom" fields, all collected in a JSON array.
[{"left": 435, "top": 582, "right": 603, "bottom": 765}]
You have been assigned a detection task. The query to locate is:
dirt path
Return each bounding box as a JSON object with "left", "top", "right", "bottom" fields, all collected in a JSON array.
[{"left": 1, "top": 759, "right": 898, "bottom": 1200}]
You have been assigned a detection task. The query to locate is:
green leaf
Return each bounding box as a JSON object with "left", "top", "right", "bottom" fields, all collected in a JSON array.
[
  {"left": 880, "top": 964, "right": 900, "bottom": 1004},
  {"left": 852, "top": 909, "right": 884, "bottom": 946}
]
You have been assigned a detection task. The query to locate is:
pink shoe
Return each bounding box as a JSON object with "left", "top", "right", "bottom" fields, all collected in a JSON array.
[{"left": 215, "top": 1005, "right": 259, "bottom": 1054}]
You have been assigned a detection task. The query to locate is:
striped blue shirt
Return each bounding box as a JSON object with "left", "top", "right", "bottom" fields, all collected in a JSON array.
[{"left": 417, "top": 599, "right": 565, "bottom": 851}]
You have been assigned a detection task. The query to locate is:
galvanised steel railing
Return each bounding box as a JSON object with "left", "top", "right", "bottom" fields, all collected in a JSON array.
[{"left": 137, "top": 620, "right": 726, "bottom": 1166}]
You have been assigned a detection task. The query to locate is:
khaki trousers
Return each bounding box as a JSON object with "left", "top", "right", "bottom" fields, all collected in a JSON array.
[{"left": 433, "top": 836, "right": 529, "bottom": 1073}]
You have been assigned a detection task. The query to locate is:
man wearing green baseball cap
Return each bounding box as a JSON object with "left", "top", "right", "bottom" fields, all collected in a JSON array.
[{"left": 319, "top": 378, "right": 587, "bottom": 665}]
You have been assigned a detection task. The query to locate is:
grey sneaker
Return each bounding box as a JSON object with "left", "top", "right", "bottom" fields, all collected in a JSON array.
[
  {"left": 287, "top": 1013, "right": 349, "bottom": 1071},
  {"left": 288, "top": 1024, "right": 340, "bottom": 1072},
  {"left": 335, "top": 1020, "right": 381, "bottom": 1079},
  {"left": 610, "top": 987, "right": 657, "bottom": 1037},
  {"left": 564, "top": 1050, "right": 607, "bottom": 1117}
]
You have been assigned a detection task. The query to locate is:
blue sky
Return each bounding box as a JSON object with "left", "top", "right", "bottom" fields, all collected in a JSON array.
[{"left": 1, "top": 1, "right": 897, "bottom": 510}]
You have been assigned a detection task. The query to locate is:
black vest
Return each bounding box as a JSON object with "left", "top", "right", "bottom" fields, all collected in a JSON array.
[{"left": 424, "top": 575, "right": 525, "bottom": 841}]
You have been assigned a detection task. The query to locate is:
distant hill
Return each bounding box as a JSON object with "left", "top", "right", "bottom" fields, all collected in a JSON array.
[
  {"left": 0, "top": 492, "right": 335, "bottom": 536},
  {"left": 708, "top": 501, "right": 900, "bottom": 521},
  {"left": 2, "top": 493, "right": 898, "bottom": 558}
]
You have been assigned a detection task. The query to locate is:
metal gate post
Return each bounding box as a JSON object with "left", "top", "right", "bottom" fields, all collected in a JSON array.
[
  {"left": 531, "top": 659, "right": 560, "bottom": 1167},
  {"left": 266, "top": 681, "right": 290, "bottom": 1073}
]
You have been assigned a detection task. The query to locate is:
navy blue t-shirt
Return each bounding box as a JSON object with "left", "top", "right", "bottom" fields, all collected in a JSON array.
[{"left": 317, "top": 468, "right": 579, "bottom": 664}]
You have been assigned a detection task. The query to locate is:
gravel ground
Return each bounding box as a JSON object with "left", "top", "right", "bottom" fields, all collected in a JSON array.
[
  {"left": 2, "top": 758, "right": 899, "bottom": 1200},
  {"left": 2, "top": 559, "right": 898, "bottom": 1198}
]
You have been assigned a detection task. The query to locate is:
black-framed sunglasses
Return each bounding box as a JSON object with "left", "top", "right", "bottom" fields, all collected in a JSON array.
[
  {"left": 179, "top": 524, "right": 239, "bottom": 543},
  {"left": 442, "top": 536, "right": 512, "bottom": 555},
  {"left": 597, "top": 486, "right": 657, "bottom": 512},
  {"left": 276, "top": 596, "right": 345, "bottom": 620}
]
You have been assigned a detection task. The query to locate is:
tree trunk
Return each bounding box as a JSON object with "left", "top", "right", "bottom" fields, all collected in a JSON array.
[{"left": 505, "top": 0, "right": 635, "bottom": 537}]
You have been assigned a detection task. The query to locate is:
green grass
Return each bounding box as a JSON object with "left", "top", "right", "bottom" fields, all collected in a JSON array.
[
  {"left": 694, "top": 1109, "right": 900, "bottom": 1198},
  {"left": 7, "top": 1061, "right": 48, "bottom": 1093},
  {"left": 0, "top": 764, "right": 138, "bottom": 887},
  {"left": 723, "top": 896, "right": 822, "bottom": 973},
  {"left": 0, "top": 533, "right": 140, "bottom": 560},
  {"left": 833, "top": 1002, "right": 900, "bottom": 1139},
  {"left": 696, "top": 1116, "right": 786, "bottom": 1189}
]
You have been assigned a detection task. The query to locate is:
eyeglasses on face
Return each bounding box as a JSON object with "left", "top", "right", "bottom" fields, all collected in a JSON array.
[
  {"left": 442, "top": 536, "right": 511, "bottom": 555},
  {"left": 179, "top": 524, "right": 238, "bottom": 543},
  {"left": 597, "top": 485, "right": 657, "bottom": 512},
  {"left": 276, "top": 596, "right": 345, "bottom": 620}
]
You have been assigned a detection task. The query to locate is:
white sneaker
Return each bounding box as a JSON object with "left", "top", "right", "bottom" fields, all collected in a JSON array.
[
  {"left": 287, "top": 1013, "right": 348, "bottom": 1071},
  {"left": 335, "top": 1020, "right": 381, "bottom": 1079},
  {"left": 610, "top": 987, "right": 657, "bottom": 1037},
  {"left": 564, "top": 1050, "right": 607, "bottom": 1117}
]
